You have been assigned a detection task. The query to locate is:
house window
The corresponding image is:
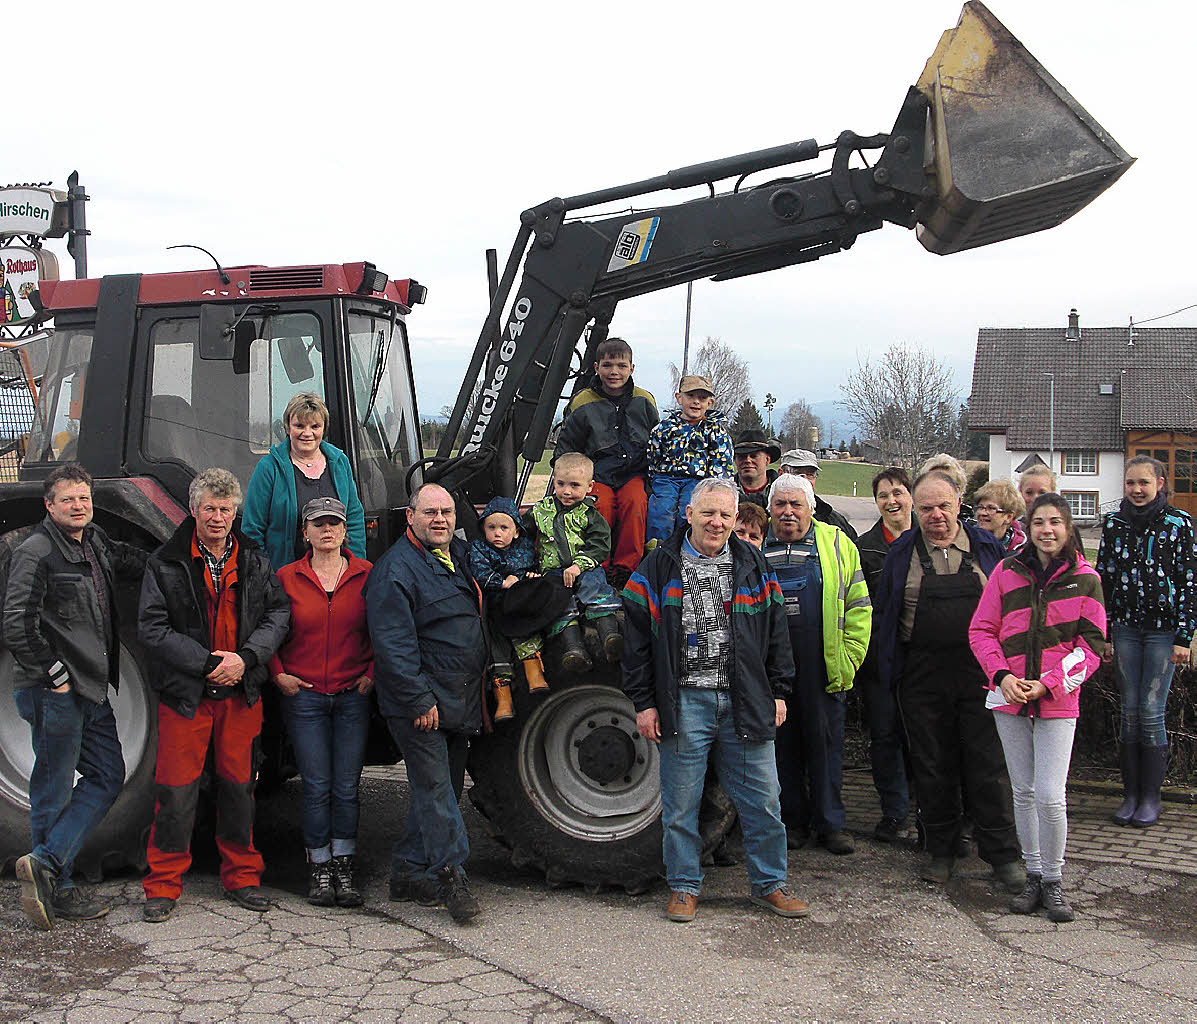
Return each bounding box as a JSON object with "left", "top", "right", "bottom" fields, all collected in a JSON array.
[
  {"left": 1062, "top": 451, "right": 1098, "bottom": 475},
  {"left": 1175, "top": 449, "right": 1193, "bottom": 494},
  {"left": 1062, "top": 491, "right": 1098, "bottom": 518}
]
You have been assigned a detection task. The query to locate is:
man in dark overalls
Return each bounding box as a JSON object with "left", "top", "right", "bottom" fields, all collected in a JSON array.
[{"left": 874, "top": 470, "right": 1022, "bottom": 889}]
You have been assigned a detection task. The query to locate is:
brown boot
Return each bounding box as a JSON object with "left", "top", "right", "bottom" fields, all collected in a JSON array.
[
  {"left": 522, "top": 653, "right": 549, "bottom": 694},
  {"left": 492, "top": 681, "right": 514, "bottom": 723}
]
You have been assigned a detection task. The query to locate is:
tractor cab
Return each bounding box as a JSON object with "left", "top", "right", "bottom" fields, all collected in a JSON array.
[{"left": 22, "top": 262, "right": 426, "bottom": 556}]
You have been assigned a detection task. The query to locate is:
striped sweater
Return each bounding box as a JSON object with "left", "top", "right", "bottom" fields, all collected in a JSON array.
[{"left": 968, "top": 549, "right": 1107, "bottom": 719}]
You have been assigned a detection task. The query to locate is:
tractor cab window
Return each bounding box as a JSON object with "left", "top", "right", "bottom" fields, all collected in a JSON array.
[
  {"left": 25, "top": 326, "right": 93, "bottom": 464},
  {"left": 346, "top": 309, "right": 420, "bottom": 509},
  {"left": 144, "top": 312, "right": 326, "bottom": 491}
]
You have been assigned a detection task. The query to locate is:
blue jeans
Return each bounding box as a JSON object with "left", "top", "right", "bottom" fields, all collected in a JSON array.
[
  {"left": 658, "top": 687, "right": 788, "bottom": 897},
  {"left": 549, "top": 567, "right": 622, "bottom": 635},
  {"left": 13, "top": 686, "right": 124, "bottom": 889},
  {"left": 646, "top": 475, "right": 700, "bottom": 543},
  {"left": 387, "top": 717, "right": 470, "bottom": 883},
  {"left": 282, "top": 687, "right": 371, "bottom": 861},
  {"left": 1111, "top": 623, "right": 1176, "bottom": 746}
]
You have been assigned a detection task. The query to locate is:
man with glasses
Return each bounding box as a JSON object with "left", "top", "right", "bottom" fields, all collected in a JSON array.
[
  {"left": 366, "top": 483, "right": 488, "bottom": 924},
  {"left": 138, "top": 468, "right": 291, "bottom": 922}
]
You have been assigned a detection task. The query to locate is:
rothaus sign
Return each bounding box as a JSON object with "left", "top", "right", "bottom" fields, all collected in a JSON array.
[
  {"left": 1, "top": 247, "right": 59, "bottom": 327},
  {"left": 0, "top": 187, "right": 69, "bottom": 239}
]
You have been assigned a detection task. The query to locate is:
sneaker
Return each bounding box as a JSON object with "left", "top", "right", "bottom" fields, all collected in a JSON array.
[
  {"left": 1041, "top": 880, "right": 1075, "bottom": 923},
  {"left": 665, "top": 891, "right": 697, "bottom": 923},
  {"left": 993, "top": 860, "right": 1026, "bottom": 895},
  {"left": 436, "top": 866, "right": 480, "bottom": 924},
  {"left": 873, "top": 816, "right": 904, "bottom": 844},
  {"left": 389, "top": 874, "right": 440, "bottom": 906},
  {"left": 330, "top": 855, "right": 364, "bottom": 908},
  {"left": 818, "top": 830, "right": 855, "bottom": 855},
  {"left": 750, "top": 887, "right": 810, "bottom": 918},
  {"left": 1009, "top": 874, "right": 1042, "bottom": 915},
  {"left": 52, "top": 887, "right": 111, "bottom": 921},
  {"left": 16, "top": 854, "right": 56, "bottom": 931},
  {"left": 919, "top": 856, "right": 954, "bottom": 884},
  {"left": 143, "top": 897, "right": 176, "bottom": 924},
  {"left": 308, "top": 862, "right": 335, "bottom": 907}
]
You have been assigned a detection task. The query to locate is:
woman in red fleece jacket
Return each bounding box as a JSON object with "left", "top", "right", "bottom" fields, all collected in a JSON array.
[
  {"left": 271, "top": 498, "right": 373, "bottom": 910},
  {"left": 969, "top": 494, "right": 1107, "bottom": 924}
]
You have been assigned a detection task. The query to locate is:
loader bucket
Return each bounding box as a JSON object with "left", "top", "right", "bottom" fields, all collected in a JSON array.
[{"left": 915, "top": 1, "right": 1133, "bottom": 255}]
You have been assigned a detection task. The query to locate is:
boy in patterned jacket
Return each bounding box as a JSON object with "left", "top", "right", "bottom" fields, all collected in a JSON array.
[
  {"left": 645, "top": 375, "right": 736, "bottom": 543},
  {"left": 524, "top": 454, "right": 624, "bottom": 672}
]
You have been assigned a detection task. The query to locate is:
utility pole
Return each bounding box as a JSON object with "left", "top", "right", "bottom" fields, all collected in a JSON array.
[{"left": 764, "top": 393, "right": 776, "bottom": 431}]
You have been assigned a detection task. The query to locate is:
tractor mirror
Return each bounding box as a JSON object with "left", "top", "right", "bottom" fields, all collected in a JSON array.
[
  {"left": 277, "top": 335, "right": 315, "bottom": 384},
  {"left": 199, "top": 304, "right": 237, "bottom": 360}
]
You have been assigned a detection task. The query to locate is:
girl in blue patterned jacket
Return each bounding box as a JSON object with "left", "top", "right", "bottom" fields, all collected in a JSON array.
[
  {"left": 1096, "top": 455, "right": 1197, "bottom": 828},
  {"left": 645, "top": 376, "right": 735, "bottom": 543}
]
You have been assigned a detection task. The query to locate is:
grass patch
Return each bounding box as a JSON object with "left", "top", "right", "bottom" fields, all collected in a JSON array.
[{"left": 810, "top": 461, "right": 882, "bottom": 497}]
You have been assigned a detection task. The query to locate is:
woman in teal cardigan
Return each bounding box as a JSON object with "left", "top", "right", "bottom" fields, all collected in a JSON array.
[{"left": 242, "top": 393, "right": 367, "bottom": 571}]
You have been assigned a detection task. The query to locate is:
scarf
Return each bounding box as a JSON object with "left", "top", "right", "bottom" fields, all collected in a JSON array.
[{"left": 1121, "top": 493, "right": 1167, "bottom": 536}]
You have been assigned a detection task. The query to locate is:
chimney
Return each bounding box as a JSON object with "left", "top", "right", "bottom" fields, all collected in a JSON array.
[{"left": 1066, "top": 308, "right": 1080, "bottom": 341}]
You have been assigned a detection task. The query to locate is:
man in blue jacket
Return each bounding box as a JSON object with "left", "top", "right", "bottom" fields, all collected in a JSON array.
[
  {"left": 622, "top": 477, "right": 808, "bottom": 923},
  {"left": 366, "top": 482, "right": 487, "bottom": 924}
]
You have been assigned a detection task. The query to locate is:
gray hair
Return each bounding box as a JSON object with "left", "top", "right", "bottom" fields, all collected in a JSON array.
[
  {"left": 189, "top": 468, "right": 243, "bottom": 512},
  {"left": 768, "top": 473, "right": 814, "bottom": 509},
  {"left": 690, "top": 477, "right": 740, "bottom": 508}
]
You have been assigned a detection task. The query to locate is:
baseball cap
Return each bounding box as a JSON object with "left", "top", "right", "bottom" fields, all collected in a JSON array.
[
  {"left": 678, "top": 374, "right": 715, "bottom": 395},
  {"left": 302, "top": 497, "right": 347, "bottom": 522},
  {"left": 779, "top": 449, "right": 819, "bottom": 472}
]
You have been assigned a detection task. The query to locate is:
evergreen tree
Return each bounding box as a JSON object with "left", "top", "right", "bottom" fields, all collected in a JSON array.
[{"left": 730, "top": 399, "right": 766, "bottom": 438}]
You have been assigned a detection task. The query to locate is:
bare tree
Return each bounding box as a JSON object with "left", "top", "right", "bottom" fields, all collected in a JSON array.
[
  {"left": 779, "top": 400, "right": 820, "bottom": 451},
  {"left": 668, "top": 337, "right": 752, "bottom": 415},
  {"left": 837, "top": 341, "right": 959, "bottom": 468}
]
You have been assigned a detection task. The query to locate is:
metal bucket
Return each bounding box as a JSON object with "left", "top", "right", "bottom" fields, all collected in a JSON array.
[{"left": 915, "top": 1, "right": 1134, "bottom": 255}]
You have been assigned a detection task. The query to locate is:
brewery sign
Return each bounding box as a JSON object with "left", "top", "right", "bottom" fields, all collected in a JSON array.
[
  {"left": 1, "top": 247, "right": 58, "bottom": 327},
  {"left": 0, "top": 188, "right": 68, "bottom": 239}
]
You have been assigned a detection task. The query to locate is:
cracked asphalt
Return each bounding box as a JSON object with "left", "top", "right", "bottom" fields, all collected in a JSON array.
[{"left": 3, "top": 769, "right": 1195, "bottom": 1023}]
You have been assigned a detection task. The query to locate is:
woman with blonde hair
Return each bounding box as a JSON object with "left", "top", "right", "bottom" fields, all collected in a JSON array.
[
  {"left": 974, "top": 479, "right": 1027, "bottom": 553},
  {"left": 242, "top": 393, "right": 366, "bottom": 570}
]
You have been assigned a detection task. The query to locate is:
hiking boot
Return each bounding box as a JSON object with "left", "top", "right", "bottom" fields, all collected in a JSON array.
[
  {"left": 492, "top": 680, "right": 515, "bottom": 723},
  {"left": 522, "top": 652, "right": 549, "bottom": 694},
  {"left": 873, "top": 816, "right": 904, "bottom": 844},
  {"left": 750, "top": 887, "right": 810, "bottom": 918},
  {"left": 389, "top": 874, "right": 439, "bottom": 906},
  {"left": 993, "top": 860, "right": 1026, "bottom": 894},
  {"left": 16, "top": 853, "right": 56, "bottom": 931},
  {"left": 919, "top": 856, "right": 954, "bottom": 884},
  {"left": 666, "top": 891, "right": 697, "bottom": 922},
  {"left": 818, "top": 830, "right": 855, "bottom": 855},
  {"left": 594, "top": 613, "right": 624, "bottom": 663},
  {"left": 308, "top": 861, "right": 335, "bottom": 907},
  {"left": 142, "top": 897, "right": 176, "bottom": 924},
  {"left": 1009, "top": 873, "right": 1042, "bottom": 915},
  {"left": 52, "top": 887, "right": 111, "bottom": 921},
  {"left": 436, "top": 866, "right": 480, "bottom": 924},
  {"left": 1041, "top": 880, "right": 1075, "bottom": 923},
  {"left": 224, "top": 886, "right": 270, "bottom": 912},
  {"left": 331, "top": 855, "right": 363, "bottom": 908},
  {"left": 558, "top": 623, "right": 593, "bottom": 675}
]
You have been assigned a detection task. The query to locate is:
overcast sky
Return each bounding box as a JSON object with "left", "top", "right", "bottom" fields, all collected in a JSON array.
[{"left": 12, "top": 0, "right": 1193, "bottom": 428}]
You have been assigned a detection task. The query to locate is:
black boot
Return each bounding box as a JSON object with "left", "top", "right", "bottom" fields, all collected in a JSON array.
[
  {"left": 1131, "top": 745, "right": 1169, "bottom": 827},
  {"left": 308, "top": 861, "right": 335, "bottom": 907},
  {"left": 593, "top": 613, "right": 624, "bottom": 663},
  {"left": 1112, "top": 740, "right": 1140, "bottom": 826},
  {"left": 1041, "top": 879, "right": 1075, "bottom": 923},
  {"left": 436, "top": 866, "right": 480, "bottom": 924},
  {"left": 331, "top": 855, "right": 363, "bottom": 907},
  {"left": 1008, "top": 873, "right": 1042, "bottom": 915},
  {"left": 558, "top": 623, "right": 593, "bottom": 674}
]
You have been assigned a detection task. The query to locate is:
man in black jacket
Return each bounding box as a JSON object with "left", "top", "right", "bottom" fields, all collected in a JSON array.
[
  {"left": 622, "top": 477, "right": 808, "bottom": 923},
  {"left": 778, "top": 449, "right": 858, "bottom": 541},
  {"left": 366, "top": 482, "right": 488, "bottom": 924},
  {"left": 138, "top": 468, "right": 290, "bottom": 923},
  {"left": 5, "top": 463, "right": 145, "bottom": 930}
]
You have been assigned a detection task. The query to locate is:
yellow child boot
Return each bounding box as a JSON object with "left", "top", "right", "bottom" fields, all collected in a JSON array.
[
  {"left": 492, "top": 680, "right": 515, "bottom": 723},
  {"left": 523, "top": 652, "right": 549, "bottom": 695}
]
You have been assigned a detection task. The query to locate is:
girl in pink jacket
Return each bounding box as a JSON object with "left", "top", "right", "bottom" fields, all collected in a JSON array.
[{"left": 969, "top": 494, "right": 1107, "bottom": 924}]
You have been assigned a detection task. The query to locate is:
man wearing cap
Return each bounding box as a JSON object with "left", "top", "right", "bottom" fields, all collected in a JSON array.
[
  {"left": 138, "top": 468, "right": 291, "bottom": 923},
  {"left": 778, "top": 449, "right": 858, "bottom": 542},
  {"left": 645, "top": 375, "right": 736, "bottom": 544},
  {"left": 734, "top": 429, "right": 782, "bottom": 510}
]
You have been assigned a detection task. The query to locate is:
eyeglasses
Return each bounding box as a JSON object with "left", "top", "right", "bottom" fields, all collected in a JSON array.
[{"left": 976, "top": 503, "right": 1008, "bottom": 515}]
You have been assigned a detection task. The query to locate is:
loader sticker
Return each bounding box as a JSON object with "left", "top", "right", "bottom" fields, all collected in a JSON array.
[{"left": 606, "top": 217, "right": 659, "bottom": 273}]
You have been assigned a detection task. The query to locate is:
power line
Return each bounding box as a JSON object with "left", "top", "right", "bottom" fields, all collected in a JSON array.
[{"left": 1133, "top": 303, "right": 1197, "bottom": 326}]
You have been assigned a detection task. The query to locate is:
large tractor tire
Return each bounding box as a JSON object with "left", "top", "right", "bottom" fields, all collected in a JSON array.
[
  {"left": 467, "top": 653, "right": 735, "bottom": 893},
  {"left": 0, "top": 631, "right": 158, "bottom": 880}
]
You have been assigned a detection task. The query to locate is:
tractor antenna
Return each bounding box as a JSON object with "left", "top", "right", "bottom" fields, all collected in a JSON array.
[{"left": 166, "top": 244, "right": 230, "bottom": 285}]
